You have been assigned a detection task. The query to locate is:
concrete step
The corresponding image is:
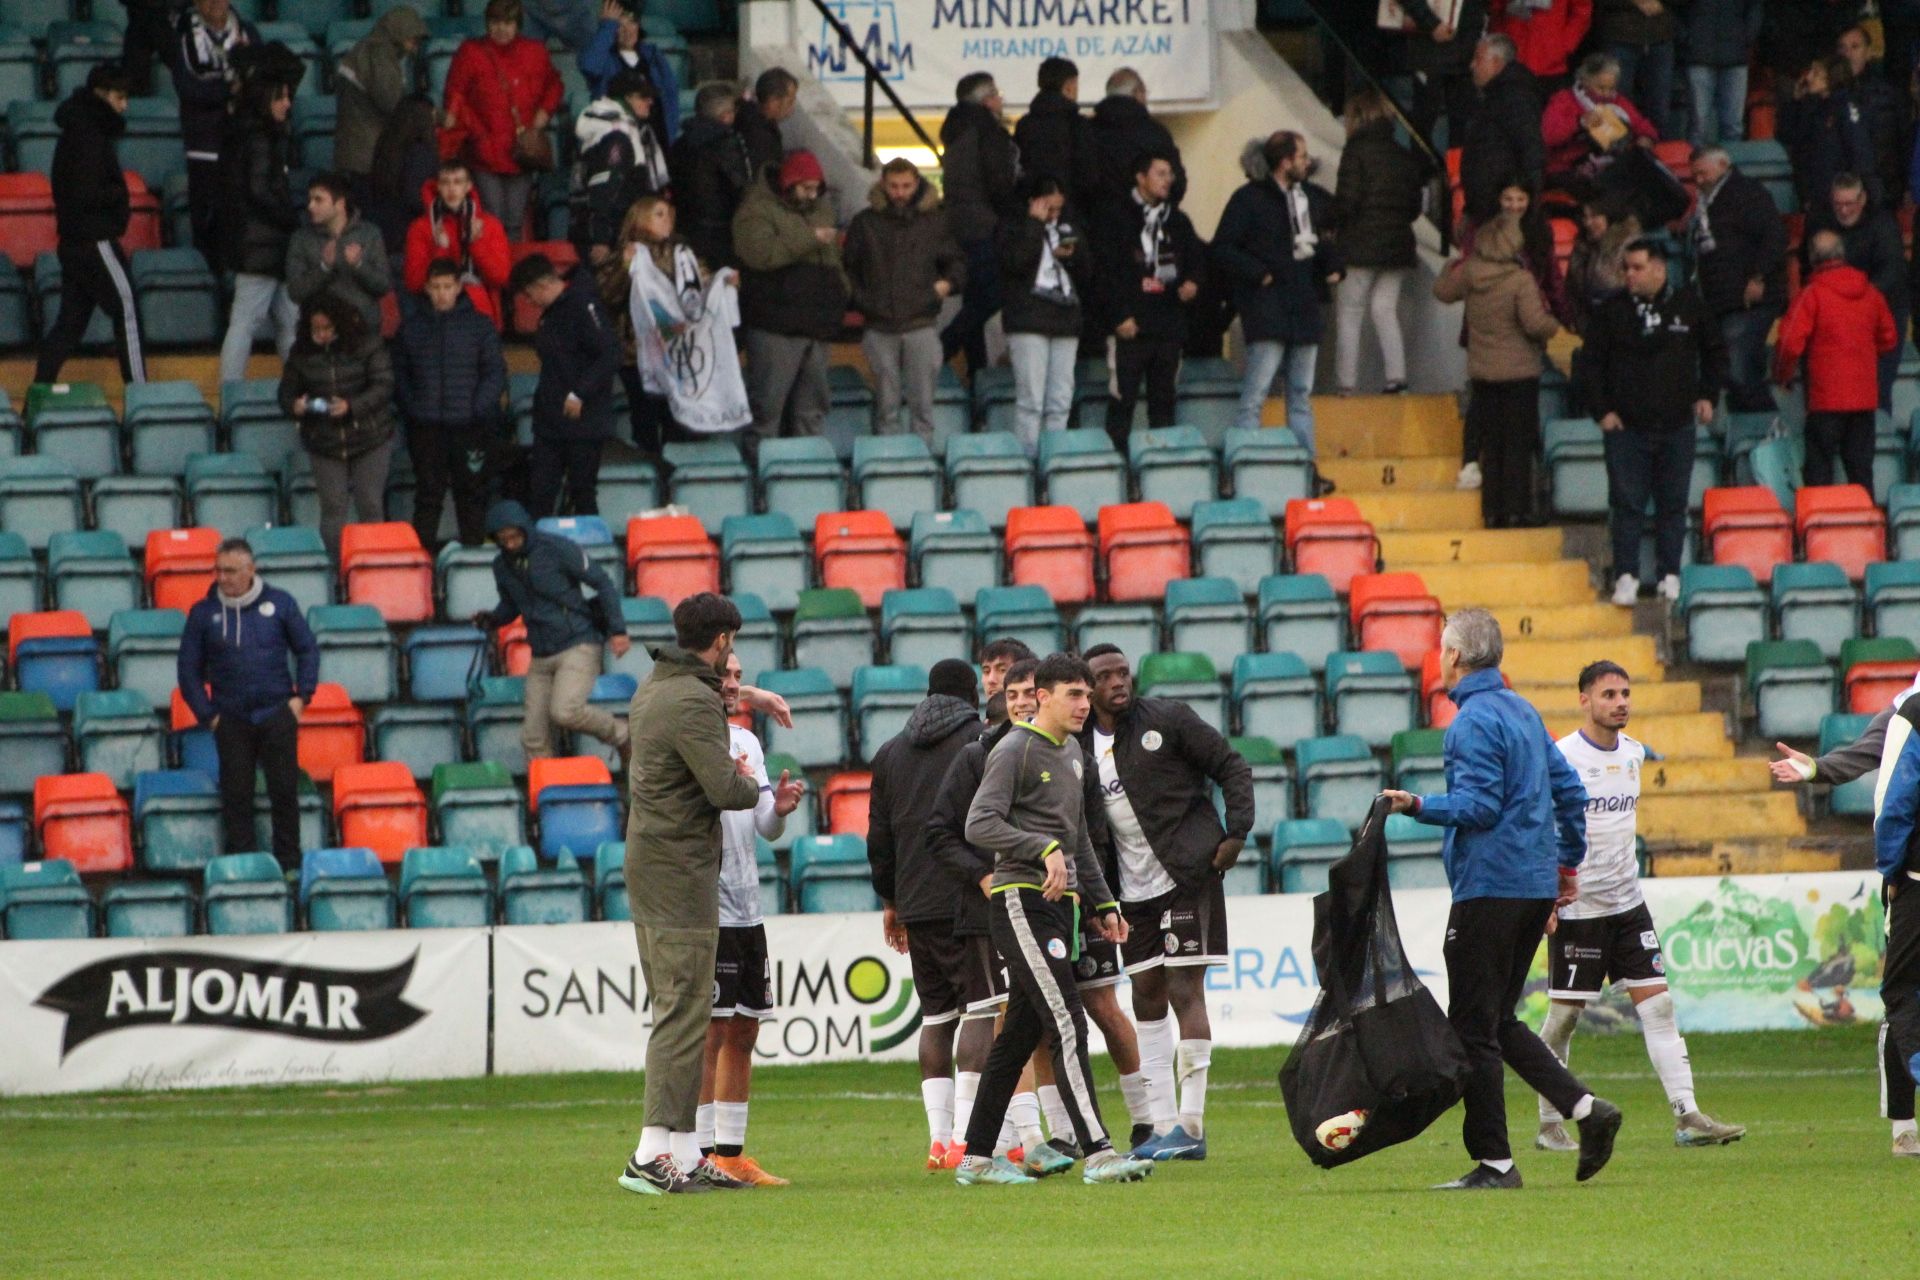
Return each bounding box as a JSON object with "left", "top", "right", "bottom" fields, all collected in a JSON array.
[
  {"left": 1415, "top": 560, "right": 1595, "bottom": 608},
  {"left": 1650, "top": 841, "right": 1839, "bottom": 877},
  {"left": 1351, "top": 490, "right": 1486, "bottom": 531},
  {"left": 1520, "top": 680, "right": 1703, "bottom": 716},
  {"left": 1637, "top": 757, "right": 1777, "bottom": 794},
  {"left": 1483, "top": 603, "right": 1636, "bottom": 641},
  {"left": 1317, "top": 456, "right": 1462, "bottom": 493},
  {"left": 1292, "top": 394, "right": 1462, "bottom": 459},
  {"left": 1539, "top": 712, "right": 1734, "bottom": 759},
  {"left": 1639, "top": 791, "right": 1807, "bottom": 841},
  {"left": 1379, "top": 528, "right": 1565, "bottom": 565},
  {"left": 1501, "top": 633, "right": 1663, "bottom": 686}
]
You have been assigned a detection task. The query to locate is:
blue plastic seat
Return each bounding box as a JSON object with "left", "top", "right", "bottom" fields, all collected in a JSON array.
[
  {"left": 300, "top": 847, "right": 396, "bottom": 931},
  {"left": 404, "top": 625, "right": 487, "bottom": 703},
  {"left": 1295, "top": 735, "right": 1385, "bottom": 831},
  {"left": 1325, "top": 651, "right": 1417, "bottom": 747},
  {"left": 1232, "top": 652, "right": 1320, "bottom": 751},
  {"left": 538, "top": 784, "right": 623, "bottom": 865},
  {"left": 499, "top": 843, "right": 590, "bottom": 925},
  {"left": 310, "top": 604, "right": 399, "bottom": 705},
  {"left": 791, "top": 834, "right": 880, "bottom": 913},
  {"left": 0, "top": 800, "right": 24, "bottom": 871},
  {"left": 401, "top": 846, "right": 494, "bottom": 928},
  {"left": 0, "top": 860, "right": 94, "bottom": 939},
  {"left": 134, "top": 768, "right": 223, "bottom": 874},
  {"left": 910, "top": 509, "right": 1000, "bottom": 605},
  {"left": 14, "top": 631, "right": 102, "bottom": 713}
]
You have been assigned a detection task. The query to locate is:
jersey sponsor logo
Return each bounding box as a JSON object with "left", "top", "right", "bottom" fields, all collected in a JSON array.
[
  {"left": 1040, "top": 770, "right": 1052, "bottom": 783},
  {"left": 1101, "top": 778, "right": 1126, "bottom": 798},
  {"left": 1585, "top": 795, "right": 1639, "bottom": 813},
  {"left": 1046, "top": 937, "right": 1067, "bottom": 960},
  {"left": 1159, "top": 910, "right": 1173, "bottom": 931},
  {"left": 1141, "top": 730, "right": 1163, "bottom": 752},
  {"left": 1641, "top": 930, "right": 1661, "bottom": 950}
]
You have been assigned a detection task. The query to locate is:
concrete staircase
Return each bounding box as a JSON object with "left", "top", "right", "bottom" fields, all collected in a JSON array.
[{"left": 1300, "top": 392, "right": 1830, "bottom": 870}]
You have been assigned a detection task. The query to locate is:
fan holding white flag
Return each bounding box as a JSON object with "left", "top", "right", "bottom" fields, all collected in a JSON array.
[{"left": 628, "top": 243, "right": 752, "bottom": 436}]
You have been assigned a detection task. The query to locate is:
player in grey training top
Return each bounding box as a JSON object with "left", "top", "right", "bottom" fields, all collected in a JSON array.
[{"left": 1536, "top": 661, "right": 1745, "bottom": 1152}]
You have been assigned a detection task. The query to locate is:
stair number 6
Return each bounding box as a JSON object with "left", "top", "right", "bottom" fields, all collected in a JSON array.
[{"left": 1518, "top": 616, "right": 1533, "bottom": 636}]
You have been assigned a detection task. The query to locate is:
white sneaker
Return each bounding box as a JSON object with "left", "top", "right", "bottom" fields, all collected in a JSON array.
[
  {"left": 1535, "top": 1121, "right": 1577, "bottom": 1152},
  {"left": 1674, "top": 1111, "right": 1745, "bottom": 1146},
  {"left": 1611, "top": 574, "right": 1640, "bottom": 606},
  {"left": 1657, "top": 574, "right": 1681, "bottom": 602},
  {"left": 1894, "top": 1130, "right": 1920, "bottom": 1157},
  {"left": 1456, "top": 461, "right": 1482, "bottom": 490}
]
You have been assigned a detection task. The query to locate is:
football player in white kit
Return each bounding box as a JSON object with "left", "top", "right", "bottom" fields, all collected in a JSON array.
[
  {"left": 1536, "top": 661, "right": 1746, "bottom": 1150},
  {"left": 695, "top": 651, "right": 806, "bottom": 1185}
]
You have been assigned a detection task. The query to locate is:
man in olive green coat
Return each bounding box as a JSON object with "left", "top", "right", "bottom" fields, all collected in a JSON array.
[{"left": 619, "top": 591, "right": 804, "bottom": 1195}]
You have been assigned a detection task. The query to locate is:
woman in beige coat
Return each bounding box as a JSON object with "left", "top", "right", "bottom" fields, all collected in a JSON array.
[{"left": 1435, "top": 213, "right": 1561, "bottom": 528}]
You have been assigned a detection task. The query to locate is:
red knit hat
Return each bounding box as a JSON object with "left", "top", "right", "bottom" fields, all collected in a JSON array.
[{"left": 778, "top": 150, "right": 825, "bottom": 192}]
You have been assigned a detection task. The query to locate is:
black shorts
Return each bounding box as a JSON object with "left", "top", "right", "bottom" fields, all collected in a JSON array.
[
  {"left": 712, "top": 925, "right": 775, "bottom": 1019},
  {"left": 1547, "top": 902, "right": 1667, "bottom": 1001},
  {"left": 908, "top": 919, "right": 971, "bottom": 1026},
  {"left": 1120, "top": 878, "right": 1230, "bottom": 974},
  {"left": 960, "top": 934, "right": 1010, "bottom": 1017}
]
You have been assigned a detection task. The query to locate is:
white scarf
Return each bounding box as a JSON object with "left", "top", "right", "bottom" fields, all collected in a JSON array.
[
  {"left": 1279, "top": 178, "right": 1316, "bottom": 260},
  {"left": 630, "top": 248, "right": 751, "bottom": 434},
  {"left": 1033, "top": 221, "right": 1074, "bottom": 300},
  {"left": 1135, "top": 188, "right": 1170, "bottom": 271}
]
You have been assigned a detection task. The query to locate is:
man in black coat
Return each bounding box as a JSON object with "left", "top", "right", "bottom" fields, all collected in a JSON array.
[
  {"left": 1459, "top": 33, "right": 1544, "bottom": 224},
  {"left": 216, "top": 74, "right": 300, "bottom": 385},
  {"left": 1090, "top": 150, "right": 1205, "bottom": 450},
  {"left": 1015, "top": 56, "right": 1098, "bottom": 212},
  {"left": 167, "top": 0, "right": 261, "bottom": 258},
  {"left": 669, "top": 83, "right": 756, "bottom": 269},
  {"left": 1402, "top": 0, "right": 1489, "bottom": 151},
  {"left": 1085, "top": 67, "right": 1187, "bottom": 217},
  {"left": 395, "top": 259, "right": 509, "bottom": 547},
  {"left": 1836, "top": 25, "right": 1908, "bottom": 211},
  {"left": 1688, "top": 147, "right": 1789, "bottom": 413},
  {"left": 938, "top": 73, "right": 1020, "bottom": 377},
  {"left": 735, "top": 66, "right": 796, "bottom": 181},
  {"left": 37, "top": 64, "right": 146, "bottom": 387},
  {"left": 508, "top": 252, "right": 620, "bottom": 519},
  {"left": 1807, "top": 171, "right": 1910, "bottom": 410}
]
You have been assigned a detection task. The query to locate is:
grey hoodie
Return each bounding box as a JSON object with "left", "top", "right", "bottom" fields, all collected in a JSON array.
[
  {"left": 967, "top": 722, "right": 1116, "bottom": 908},
  {"left": 866, "top": 694, "right": 983, "bottom": 925}
]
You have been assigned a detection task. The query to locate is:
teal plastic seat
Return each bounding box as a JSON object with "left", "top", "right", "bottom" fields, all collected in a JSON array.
[
  {"left": 1165, "top": 576, "right": 1252, "bottom": 674},
  {"left": 1270, "top": 818, "right": 1350, "bottom": 894},
  {"left": 27, "top": 382, "right": 118, "bottom": 480},
  {"left": 664, "top": 439, "right": 752, "bottom": 534},
  {"left": 596, "top": 840, "right": 630, "bottom": 921},
  {"left": 401, "top": 846, "right": 494, "bottom": 928},
  {"left": 435, "top": 542, "right": 497, "bottom": 621},
  {"left": 597, "top": 459, "right": 662, "bottom": 531},
  {"left": 131, "top": 248, "right": 220, "bottom": 348},
  {"left": 852, "top": 664, "right": 927, "bottom": 764},
  {"left": 1222, "top": 427, "right": 1311, "bottom": 517},
  {"left": 1390, "top": 728, "right": 1448, "bottom": 796},
  {"left": 854, "top": 435, "right": 939, "bottom": 529},
  {"left": 246, "top": 524, "right": 331, "bottom": 607},
  {"left": 431, "top": 761, "right": 526, "bottom": 864},
  {"left": 0, "top": 455, "right": 84, "bottom": 550},
  {"left": 757, "top": 667, "right": 848, "bottom": 769},
  {"left": 1229, "top": 735, "right": 1294, "bottom": 844},
  {"left": 92, "top": 475, "right": 185, "bottom": 548},
  {"left": 734, "top": 593, "right": 781, "bottom": 686},
  {"left": 946, "top": 432, "right": 1035, "bottom": 528},
  {"left": 1746, "top": 640, "right": 1836, "bottom": 740},
  {"left": 757, "top": 437, "right": 847, "bottom": 533},
  {"left": 1191, "top": 498, "right": 1278, "bottom": 597},
  {"left": 0, "top": 860, "right": 94, "bottom": 939},
  {"left": 186, "top": 452, "right": 277, "bottom": 535},
  {"left": 1678, "top": 564, "right": 1767, "bottom": 663},
  {"left": 756, "top": 837, "right": 788, "bottom": 916},
  {"left": 467, "top": 676, "right": 530, "bottom": 776},
  {"left": 1038, "top": 428, "right": 1127, "bottom": 522},
  {"left": 0, "top": 530, "right": 41, "bottom": 622},
  {"left": 1232, "top": 652, "right": 1320, "bottom": 750},
  {"left": 1865, "top": 560, "right": 1920, "bottom": 643},
  {"left": 124, "top": 382, "right": 217, "bottom": 476},
  {"left": 0, "top": 692, "right": 69, "bottom": 797},
  {"left": 1138, "top": 652, "right": 1226, "bottom": 733},
  {"left": 1384, "top": 813, "right": 1449, "bottom": 889},
  {"left": 1258, "top": 573, "right": 1344, "bottom": 671},
  {"left": 135, "top": 768, "right": 222, "bottom": 874},
  {"left": 310, "top": 603, "right": 399, "bottom": 704},
  {"left": 48, "top": 529, "right": 140, "bottom": 629},
  {"left": 791, "top": 833, "right": 879, "bottom": 913},
  {"left": 499, "top": 843, "right": 590, "bottom": 925},
  {"left": 104, "top": 880, "right": 196, "bottom": 938},
  {"left": 1071, "top": 604, "right": 1159, "bottom": 660},
  {"left": 609, "top": 595, "right": 675, "bottom": 685},
  {"left": 73, "top": 688, "right": 165, "bottom": 788},
  {"left": 109, "top": 608, "right": 187, "bottom": 711},
  {"left": 1889, "top": 483, "right": 1920, "bottom": 560},
  {"left": 1545, "top": 418, "right": 1607, "bottom": 517},
  {"left": 300, "top": 847, "right": 396, "bottom": 932},
  {"left": 722, "top": 512, "right": 808, "bottom": 613},
  {"left": 251, "top": 771, "right": 328, "bottom": 857},
  {"left": 974, "top": 584, "right": 1064, "bottom": 656},
  {"left": 881, "top": 587, "right": 969, "bottom": 672},
  {"left": 1324, "top": 651, "right": 1416, "bottom": 747},
  {"left": 221, "top": 379, "right": 302, "bottom": 475},
  {"left": 1819, "top": 713, "right": 1878, "bottom": 815},
  {"left": 371, "top": 704, "right": 465, "bottom": 781},
  {"left": 1770, "top": 561, "right": 1859, "bottom": 660},
  {"left": 1129, "top": 425, "right": 1217, "bottom": 520},
  {"left": 792, "top": 587, "right": 877, "bottom": 689},
  {"left": 1295, "top": 734, "right": 1384, "bottom": 830},
  {"left": 911, "top": 509, "right": 1000, "bottom": 605}
]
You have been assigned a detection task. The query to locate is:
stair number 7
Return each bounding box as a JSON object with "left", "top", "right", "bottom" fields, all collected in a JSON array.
[{"left": 1449, "top": 539, "right": 1463, "bottom": 561}]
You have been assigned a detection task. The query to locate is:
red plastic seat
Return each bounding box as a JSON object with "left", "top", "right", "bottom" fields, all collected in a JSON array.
[
  {"left": 1349, "top": 572, "right": 1444, "bottom": 669},
  {"left": 0, "top": 172, "right": 57, "bottom": 269},
  {"left": 33, "top": 773, "right": 132, "bottom": 874},
  {"left": 508, "top": 241, "right": 581, "bottom": 334},
  {"left": 8, "top": 609, "right": 92, "bottom": 667},
  {"left": 1795, "top": 485, "right": 1886, "bottom": 580},
  {"left": 1702, "top": 486, "right": 1793, "bottom": 585},
  {"left": 1098, "top": 501, "right": 1191, "bottom": 602},
  {"left": 1285, "top": 498, "right": 1380, "bottom": 595},
  {"left": 144, "top": 527, "right": 222, "bottom": 612},
  {"left": 1005, "top": 505, "right": 1095, "bottom": 604},
  {"left": 1422, "top": 648, "right": 1511, "bottom": 729},
  {"left": 496, "top": 618, "right": 531, "bottom": 676},
  {"left": 122, "top": 172, "right": 162, "bottom": 252},
  {"left": 528, "top": 755, "right": 613, "bottom": 809},
  {"left": 339, "top": 522, "right": 434, "bottom": 623},
  {"left": 297, "top": 683, "right": 365, "bottom": 783},
  {"left": 626, "top": 515, "right": 720, "bottom": 606},
  {"left": 1847, "top": 660, "right": 1920, "bottom": 714},
  {"left": 331, "top": 760, "right": 427, "bottom": 864},
  {"left": 824, "top": 770, "right": 871, "bottom": 837},
  {"left": 816, "top": 510, "right": 907, "bottom": 608}
]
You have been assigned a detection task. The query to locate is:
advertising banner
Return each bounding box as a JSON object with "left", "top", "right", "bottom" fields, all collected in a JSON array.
[
  {"left": 0, "top": 930, "right": 489, "bottom": 1096},
  {"left": 800, "top": 0, "right": 1217, "bottom": 115}
]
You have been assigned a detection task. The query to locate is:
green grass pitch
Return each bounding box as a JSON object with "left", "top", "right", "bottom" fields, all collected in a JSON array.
[{"left": 3, "top": 1026, "right": 1911, "bottom": 1278}]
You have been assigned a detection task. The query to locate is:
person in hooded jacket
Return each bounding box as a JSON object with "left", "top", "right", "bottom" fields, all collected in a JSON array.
[
  {"left": 937, "top": 72, "right": 1020, "bottom": 377},
  {"left": 1333, "top": 87, "right": 1429, "bottom": 396},
  {"left": 1013, "top": 57, "right": 1098, "bottom": 211},
  {"left": 844, "top": 158, "right": 966, "bottom": 442},
  {"left": 217, "top": 74, "right": 301, "bottom": 384},
  {"left": 37, "top": 64, "right": 146, "bottom": 387},
  {"left": 1806, "top": 170, "right": 1909, "bottom": 410},
  {"left": 670, "top": 83, "right": 757, "bottom": 269},
  {"left": 334, "top": 5, "right": 428, "bottom": 207},
  {"left": 278, "top": 295, "right": 398, "bottom": 560},
  {"left": 734, "top": 152, "right": 849, "bottom": 447},
  {"left": 394, "top": 257, "right": 509, "bottom": 547},
  {"left": 404, "top": 159, "right": 514, "bottom": 326},
  {"left": 1435, "top": 212, "right": 1562, "bottom": 528},
  {"left": 509, "top": 252, "right": 621, "bottom": 518},
  {"left": 867, "top": 659, "right": 988, "bottom": 1162},
  {"left": 1775, "top": 230, "right": 1899, "bottom": 488},
  {"left": 571, "top": 67, "right": 671, "bottom": 266},
  {"left": 579, "top": 0, "right": 681, "bottom": 140},
  {"left": 177, "top": 537, "right": 319, "bottom": 869}
]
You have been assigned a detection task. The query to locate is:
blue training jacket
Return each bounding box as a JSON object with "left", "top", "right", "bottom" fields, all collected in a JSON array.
[
  {"left": 176, "top": 581, "right": 320, "bottom": 728},
  {"left": 1872, "top": 699, "right": 1920, "bottom": 885},
  {"left": 1410, "top": 667, "right": 1588, "bottom": 901}
]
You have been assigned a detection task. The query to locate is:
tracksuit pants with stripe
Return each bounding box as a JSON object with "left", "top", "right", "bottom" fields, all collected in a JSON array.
[
  {"left": 1883, "top": 882, "right": 1920, "bottom": 1122},
  {"left": 962, "top": 887, "right": 1114, "bottom": 1157},
  {"left": 36, "top": 239, "right": 146, "bottom": 386}
]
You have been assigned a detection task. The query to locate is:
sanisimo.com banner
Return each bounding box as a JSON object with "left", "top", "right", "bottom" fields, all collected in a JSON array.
[{"left": 0, "top": 873, "right": 1885, "bottom": 1095}]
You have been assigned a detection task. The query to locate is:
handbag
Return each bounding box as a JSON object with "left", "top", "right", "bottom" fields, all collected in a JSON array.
[{"left": 484, "top": 44, "right": 555, "bottom": 173}]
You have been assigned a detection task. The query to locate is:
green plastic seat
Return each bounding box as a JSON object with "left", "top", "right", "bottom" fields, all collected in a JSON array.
[
  {"left": 793, "top": 587, "right": 876, "bottom": 689},
  {"left": 0, "top": 692, "right": 69, "bottom": 797},
  {"left": 1390, "top": 728, "right": 1449, "bottom": 795},
  {"left": 1138, "top": 652, "right": 1226, "bottom": 733},
  {"left": 430, "top": 761, "right": 524, "bottom": 864}
]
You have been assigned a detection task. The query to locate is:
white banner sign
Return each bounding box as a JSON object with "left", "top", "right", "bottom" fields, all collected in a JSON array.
[
  {"left": 800, "top": 0, "right": 1218, "bottom": 114},
  {"left": 0, "top": 930, "right": 489, "bottom": 1096}
]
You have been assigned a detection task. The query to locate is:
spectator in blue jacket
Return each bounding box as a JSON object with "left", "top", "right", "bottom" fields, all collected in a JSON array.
[
  {"left": 579, "top": 0, "right": 681, "bottom": 142},
  {"left": 394, "top": 258, "right": 509, "bottom": 548},
  {"left": 474, "top": 500, "right": 631, "bottom": 768},
  {"left": 176, "top": 538, "right": 320, "bottom": 869},
  {"left": 509, "top": 251, "right": 622, "bottom": 517},
  {"left": 1383, "top": 608, "right": 1621, "bottom": 1191}
]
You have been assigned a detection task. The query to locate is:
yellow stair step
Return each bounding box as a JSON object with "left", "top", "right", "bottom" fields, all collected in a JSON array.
[
  {"left": 1286, "top": 395, "right": 1462, "bottom": 459},
  {"left": 1416, "top": 560, "right": 1595, "bottom": 607},
  {"left": 1638, "top": 791, "right": 1808, "bottom": 841},
  {"left": 1540, "top": 712, "right": 1734, "bottom": 759},
  {"left": 1352, "top": 491, "right": 1486, "bottom": 531},
  {"left": 1500, "top": 633, "right": 1664, "bottom": 685},
  {"left": 1650, "top": 843, "right": 1839, "bottom": 876},
  {"left": 1485, "top": 603, "right": 1635, "bottom": 641},
  {"left": 1316, "top": 456, "right": 1462, "bottom": 493},
  {"left": 1638, "top": 758, "right": 1777, "bottom": 794},
  {"left": 1519, "top": 680, "right": 1703, "bottom": 716},
  {"left": 1380, "top": 528, "right": 1565, "bottom": 565}
]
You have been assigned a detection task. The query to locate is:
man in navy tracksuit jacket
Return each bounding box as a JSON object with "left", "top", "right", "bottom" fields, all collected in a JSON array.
[
  {"left": 176, "top": 538, "right": 320, "bottom": 867},
  {"left": 1384, "top": 607, "right": 1622, "bottom": 1190},
  {"left": 1866, "top": 694, "right": 1920, "bottom": 1153}
]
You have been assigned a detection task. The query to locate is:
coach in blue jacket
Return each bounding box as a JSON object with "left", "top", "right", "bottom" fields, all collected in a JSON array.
[
  {"left": 176, "top": 537, "right": 320, "bottom": 868},
  {"left": 1382, "top": 607, "right": 1622, "bottom": 1190}
]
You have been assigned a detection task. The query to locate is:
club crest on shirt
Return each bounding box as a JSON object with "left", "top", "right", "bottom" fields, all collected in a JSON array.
[
  {"left": 1141, "top": 730, "right": 1163, "bottom": 751},
  {"left": 1071, "top": 758, "right": 1083, "bottom": 778},
  {"left": 1040, "top": 770, "right": 1052, "bottom": 783},
  {"left": 1047, "top": 937, "right": 1067, "bottom": 960},
  {"left": 258, "top": 601, "right": 275, "bottom": 617}
]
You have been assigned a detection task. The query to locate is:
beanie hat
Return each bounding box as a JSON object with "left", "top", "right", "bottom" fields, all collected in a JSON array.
[
  {"left": 928, "top": 658, "right": 980, "bottom": 707},
  {"left": 779, "top": 149, "right": 825, "bottom": 192}
]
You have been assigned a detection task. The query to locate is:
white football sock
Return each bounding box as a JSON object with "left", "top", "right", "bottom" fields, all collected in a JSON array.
[
  {"left": 1176, "top": 1038, "right": 1212, "bottom": 1138},
  {"left": 1137, "top": 1013, "right": 1178, "bottom": 1133},
  {"left": 1038, "top": 1084, "right": 1071, "bottom": 1139},
  {"left": 634, "top": 1125, "right": 670, "bottom": 1165},
  {"left": 668, "top": 1130, "right": 703, "bottom": 1172},
  {"left": 1894, "top": 1118, "right": 1918, "bottom": 1138},
  {"left": 694, "top": 1102, "right": 715, "bottom": 1151},
  {"left": 1570, "top": 1094, "right": 1595, "bottom": 1122},
  {"left": 1009, "top": 1091, "right": 1045, "bottom": 1150},
  {"left": 1637, "top": 991, "right": 1696, "bottom": 1117},
  {"left": 714, "top": 1101, "right": 749, "bottom": 1151},
  {"left": 922, "top": 1077, "right": 955, "bottom": 1146},
  {"left": 1118, "top": 1070, "right": 1152, "bottom": 1131},
  {"left": 994, "top": 1113, "right": 1017, "bottom": 1156},
  {"left": 1537, "top": 1002, "right": 1581, "bottom": 1124},
  {"left": 1483, "top": 1158, "right": 1514, "bottom": 1173},
  {"left": 953, "top": 1071, "right": 981, "bottom": 1144}
]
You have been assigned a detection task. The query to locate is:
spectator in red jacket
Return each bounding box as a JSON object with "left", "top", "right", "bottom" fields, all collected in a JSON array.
[
  {"left": 405, "top": 160, "right": 512, "bottom": 328},
  {"left": 442, "top": 0, "right": 563, "bottom": 241},
  {"left": 1541, "top": 52, "right": 1658, "bottom": 182},
  {"left": 1774, "top": 230, "right": 1897, "bottom": 488},
  {"left": 1491, "top": 0, "right": 1592, "bottom": 89}
]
